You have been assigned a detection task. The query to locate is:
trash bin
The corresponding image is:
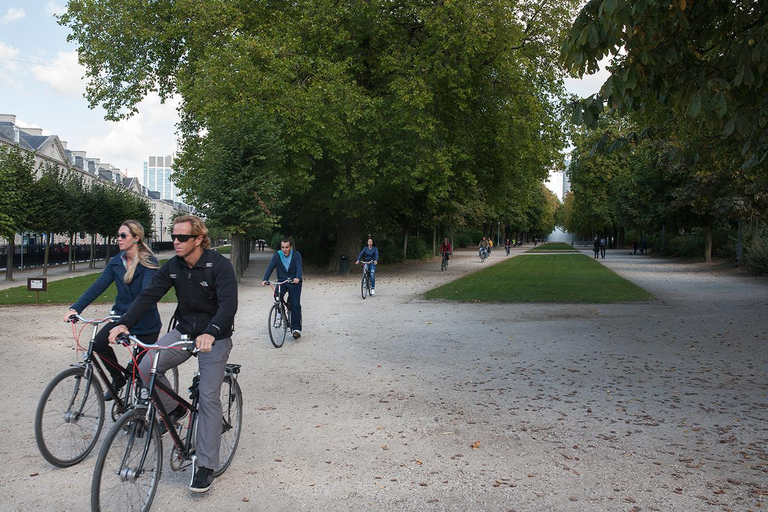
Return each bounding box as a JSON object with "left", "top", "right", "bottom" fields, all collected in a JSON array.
[{"left": 340, "top": 254, "right": 349, "bottom": 275}]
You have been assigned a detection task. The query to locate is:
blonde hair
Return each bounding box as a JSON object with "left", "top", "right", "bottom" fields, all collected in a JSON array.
[
  {"left": 121, "top": 220, "right": 159, "bottom": 284},
  {"left": 173, "top": 215, "right": 210, "bottom": 250}
]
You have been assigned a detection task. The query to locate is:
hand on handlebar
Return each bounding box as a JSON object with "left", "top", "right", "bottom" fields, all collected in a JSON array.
[
  {"left": 64, "top": 309, "right": 78, "bottom": 323},
  {"left": 196, "top": 333, "right": 215, "bottom": 353},
  {"left": 108, "top": 324, "right": 130, "bottom": 344}
]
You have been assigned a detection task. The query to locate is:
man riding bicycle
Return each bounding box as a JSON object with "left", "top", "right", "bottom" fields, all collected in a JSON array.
[
  {"left": 262, "top": 238, "right": 304, "bottom": 338},
  {"left": 440, "top": 238, "right": 452, "bottom": 265}
]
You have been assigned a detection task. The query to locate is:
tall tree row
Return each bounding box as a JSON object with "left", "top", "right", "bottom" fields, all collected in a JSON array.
[{"left": 61, "top": 0, "right": 580, "bottom": 268}]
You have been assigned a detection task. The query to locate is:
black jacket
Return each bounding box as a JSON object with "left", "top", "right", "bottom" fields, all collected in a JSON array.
[{"left": 119, "top": 249, "right": 238, "bottom": 339}]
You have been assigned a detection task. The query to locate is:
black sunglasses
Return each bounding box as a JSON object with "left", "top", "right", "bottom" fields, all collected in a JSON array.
[
  {"left": 171, "top": 234, "right": 195, "bottom": 242},
  {"left": 116, "top": 233, "right": 130, "bottom": 239}
]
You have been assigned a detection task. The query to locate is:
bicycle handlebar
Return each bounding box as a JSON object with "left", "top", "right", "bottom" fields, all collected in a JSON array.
[
  {"left": 357, "top": 260, "right": 375, "bottom": 265},
  {"left": 67, "top": 313, "right": 121, "bottom": 324},
  {"left": 115, "top": 333, "right": 198, "bottom": 353}
]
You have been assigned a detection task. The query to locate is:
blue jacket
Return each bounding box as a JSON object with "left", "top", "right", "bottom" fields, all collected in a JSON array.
[
  {"left": 71, "top": 252, "right": 162, "bottom": 335},
  {"left": 357, "top": 246, "right": 379, "bottom": 262},
  {"left": 263, "top": 250, "right": 303, "bottom": 282}
]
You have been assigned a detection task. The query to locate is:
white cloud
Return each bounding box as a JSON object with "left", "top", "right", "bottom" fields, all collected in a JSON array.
[
  {"left": 31, "top": 50, "right": 86, "bottom": 96},
  {"left": 81, "top": 93, "right": 181, "bottom": 174},
  {"left": 0, "top": 42, "right": 22, "bottom": 89},
  {"left": 44, "top": 1, "right": 67, "bottom": 16},
  {"left": 1, "top": 7, "right": 25, "bottom": 24}
]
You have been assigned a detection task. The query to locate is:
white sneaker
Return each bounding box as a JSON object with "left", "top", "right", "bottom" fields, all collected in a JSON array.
[
  {"left": 370, "top": 289, "right": 375, "bottom": 295},
  {"left": 292, "top": 330, "right": 301, "bottom": 339}
]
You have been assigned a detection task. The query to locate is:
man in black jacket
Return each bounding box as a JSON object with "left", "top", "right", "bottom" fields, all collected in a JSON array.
[{"left": 109, "top": 215, "right": 237, "bottom": 494}]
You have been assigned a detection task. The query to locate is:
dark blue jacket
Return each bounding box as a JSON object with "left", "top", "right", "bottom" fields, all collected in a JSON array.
[
  {"left": 262, "top": 250, "right": 303, "bottom": 282},
  {"left": 71, "top": 252, "right": 162, "bottom": 335},
  {"left": 357, "top": 246, "right": 379, "bottom": 262}
]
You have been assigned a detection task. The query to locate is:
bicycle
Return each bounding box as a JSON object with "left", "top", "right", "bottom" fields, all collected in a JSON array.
[
  {"left": 34, "top": 313, "right": 179, "bottom": 468},
  {"left": 479, "top": 247, "right": 487, "bottom": 263},
  {"left": 440, "top": 252, "right": 449, "bottom": 272},
  {"left": 267, "top": 279, "right": 292, "bottom": 348},
  {"left": 91, "top": 334, "right": 243, "bottom": 511},
  {"left": 358, "top": 260, "right": 374, "bottom": 299}
]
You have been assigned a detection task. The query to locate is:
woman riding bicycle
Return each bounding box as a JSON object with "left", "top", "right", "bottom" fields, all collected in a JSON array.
[
  {"left": 65, "top": 220, "right": 161, "bottom": 400},
  {"left": 355, "top": 237, "right": 379, "bottom": 295}
]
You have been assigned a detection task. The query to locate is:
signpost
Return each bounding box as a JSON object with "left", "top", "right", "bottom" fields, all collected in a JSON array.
[{"left": 27, "top": 277, "right": 47, "bottom": 303}]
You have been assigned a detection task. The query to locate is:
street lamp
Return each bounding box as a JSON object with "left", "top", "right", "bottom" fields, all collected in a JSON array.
[
  {"left": 497, "top": 221, "right": 500, "bottom": 247},
  {"left": 159, "top": 213, "right": 164, "bottom": 242}
]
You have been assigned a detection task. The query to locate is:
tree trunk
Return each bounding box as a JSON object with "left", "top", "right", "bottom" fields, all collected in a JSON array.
[
  {"left": 402, "top": 226, "right": 409, "bottom": 261},
  {"left": 704, "top": 225, "right": 712, "bottom": 263},
  {"left": 432, "top": 225, "right": 437, "bottom": 256},
  {"left": 5, "top": 239, "right": 14, "bottom": 281},
  {"left": 231, "top": 232, "right": 241, "bottom": 278},
  {"left": 104, "top": 236, "right": 112, "bottom": 266},
  {"left": 736, "top": 219, "right": 743, "bottom": 264},
  {"left": 89, "top": 234, "right": 96, "bottom": 269},
  {"left": 326, "top": 216, "right": 362, "bottom": 273},
  {"left": 68, "top": 233, "right": 75, "bottom": 272},
  {"left": 43, "top": 232, "right": 52, "bottom": 277}
]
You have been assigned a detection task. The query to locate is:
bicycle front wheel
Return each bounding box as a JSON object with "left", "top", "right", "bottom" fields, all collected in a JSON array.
[
  {"left": 268, "top": 303, "right": 287, "bottom": 348},
  {"left": 361, "top": 274, "right": 368, "bottom": 299},
  {"left": 35, "top": 366, "right": 105, "bottom": 467},
  {"left": 91, "top": 407, "right": 162, "bottom": 512},
  {"left": 215, "top": 374, "right": 243, "bottom": 476}
]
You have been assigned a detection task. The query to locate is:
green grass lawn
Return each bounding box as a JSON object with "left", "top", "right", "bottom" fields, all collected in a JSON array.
[
  {"left": 0, "top": 270, "right": 177, "bottom": 306},
  {"left": 424, "top": 253, "right": 653, "bottom": 303},
  {"left": 526, "top": 242, "right": 579, "bottom": 252}
]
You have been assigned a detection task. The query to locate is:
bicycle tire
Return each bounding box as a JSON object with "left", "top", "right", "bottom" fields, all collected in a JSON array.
[
  {"left": 268, "top": 303, "right": 287, "bottom": 348},
  {"left": 441, "top": 256, "right": 447, "bottom": 271},
  {"left": 34, "top": 366, "right": 105, "bottom": 467},
  {"left": 361, "top": 273, "right": 368, "bottom": 299},
  {"left": 91, "top": 407, "right": 162, "bottom": 512},
  {"left": 214, "top": 374, "right": 243, "bottom": 476}
]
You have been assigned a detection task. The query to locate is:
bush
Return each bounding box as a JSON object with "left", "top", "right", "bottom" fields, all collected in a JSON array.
[
  {"left": 454, "top": 230, "right": 483, "bottom": 248},
  {"left": 744, "top": 225, "right": 768, "bottom": 275},
  {"left": 667, "top": 232, "right": 704, "bottom": 258},
  {"left": 376, "top": 238, "right": 404, "bottom": 264},
  {"left": 406, "top": 236, "right": 432, "bottom": 260}
]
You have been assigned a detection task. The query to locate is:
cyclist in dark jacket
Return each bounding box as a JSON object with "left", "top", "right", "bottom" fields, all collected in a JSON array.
[
  {"left": 262, "top": 238, "right": 304, "bottom": 337},
  {"left": 356, "top": 237, "right": 379, "bottom": 295},
  {"left": 65, "top": 220, "right": 161, "bottom": 400},
  {"left": 109, "top": 215, "right": 237, "bottom": 494}
]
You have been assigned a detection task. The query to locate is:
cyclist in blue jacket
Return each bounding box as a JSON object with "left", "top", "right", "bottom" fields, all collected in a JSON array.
[
  {"left": 356, "top": 237, "right": 379, "bottom": 295},
  {"left": 262, "top": 238, "right": 304, "bottom": 338},
  {"left": 65, "top": 220, "right": 161, "bottom": 400}
]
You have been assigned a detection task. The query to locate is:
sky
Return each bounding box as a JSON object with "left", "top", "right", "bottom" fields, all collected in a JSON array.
[{"left": 1, "top": 2, "right": 609, "bottom": 181}]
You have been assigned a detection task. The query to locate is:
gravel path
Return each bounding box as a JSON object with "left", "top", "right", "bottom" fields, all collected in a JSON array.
[{"left": 1, "top": 247, "right": 766, "bottom": 511}]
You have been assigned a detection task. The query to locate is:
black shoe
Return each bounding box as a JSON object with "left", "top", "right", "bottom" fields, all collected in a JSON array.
[
  {"left": 158, "top": 404, "right": 188, "bottom": 435},
  {"left": 190, "top": 466, "right": 215, "bottom": 493},
  {"left": 104, "top": 375, "right": 126, "bottom": 401}
]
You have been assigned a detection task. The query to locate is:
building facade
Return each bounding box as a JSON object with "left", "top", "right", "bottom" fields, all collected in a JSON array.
[{"left": 143, "top": 154, "right": 182, "bottom": 203}]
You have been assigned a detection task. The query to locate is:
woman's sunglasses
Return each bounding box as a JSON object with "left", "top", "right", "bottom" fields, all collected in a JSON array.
[
  {"left": 116, "top": 233, "right": 131, "bottom": 239},
  {"left": 171, "top": 234, "right": 195, "bottom": 242}
]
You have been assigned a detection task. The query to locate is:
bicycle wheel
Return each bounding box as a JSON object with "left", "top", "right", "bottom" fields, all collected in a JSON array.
[
  {"left": 361, "top": 273, "right": 368, "bottom": 299},
  {"left": 268, "top": 303, "right": 287, "bottom": 348},
  {"left": 91, "top": 407, "right": 162, "bottom": 512},
  {"left": 35, "top": 366, "right": 105, "bottom": 467},
  {"left": 441, "top": 257, "right": 446, "bottom": 272},
  {"left": 214, "top": 374, "right": 243, "bottom": 476}
]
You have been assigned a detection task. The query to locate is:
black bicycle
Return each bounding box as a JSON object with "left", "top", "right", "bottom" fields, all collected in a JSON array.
[
  {"left": 358, "top": 260, "right": 374, "bottom": 299},
  {"left": 441, "top": 252, "right": 449, "bottom": 272},
  {"left": 267, "top": 279, "right": 292, "bottom": 348},
  {"left": 91, "top": 334, "right": 243, "bottom": 512},
  {"left": 34, "top": 313, "right": 179, "bottom": 468},
  {"left": 479, "top": 246, "right": 487, "bottom": 263}
]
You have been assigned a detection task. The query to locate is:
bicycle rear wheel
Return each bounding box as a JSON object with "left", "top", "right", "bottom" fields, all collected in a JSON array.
[
  {"left": 215, "top": 373, "right": 243, "bottom": 476},
  {"left": 35, "top": 366, "right": 105, "bottom": 467},
  {"left": 91, "top": 407, "right": 162, "bottom": 512},
  {"left": 361, "top": 273, "right": 368, "bottom": 299},
  {"left": 268, "top": 303, "right": 287, "bottom": 348}
]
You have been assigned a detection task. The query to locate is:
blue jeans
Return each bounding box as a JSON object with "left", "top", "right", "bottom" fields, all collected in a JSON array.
[
  {"left": 365, "top": 263, "right": 376, "bottom": 289},
  {"left": 280, "top": 282, "right": 302, "bottom": 331}
]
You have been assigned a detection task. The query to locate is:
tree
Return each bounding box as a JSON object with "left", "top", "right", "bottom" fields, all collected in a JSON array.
[
  {"left": 0, "top": 146, "right": 36, "bottom": 280},
  {"left": 27, "top": 163, "right": 70, "bottom": 276},
  {"left": 61, "top": 0, "right": 579, "bottom": 268},
  {"left": 562, "top": 0, "right": 768, "bottom": 168}
]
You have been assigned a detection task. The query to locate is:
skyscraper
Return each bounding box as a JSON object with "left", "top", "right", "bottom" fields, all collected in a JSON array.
[{"left": 143, "top": 155, "right": 181, "bottom": 202}]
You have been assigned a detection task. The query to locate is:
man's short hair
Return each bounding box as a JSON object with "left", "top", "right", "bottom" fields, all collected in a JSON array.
[{"left": 174, "top": 215, "right": 210, "bottom": 250}]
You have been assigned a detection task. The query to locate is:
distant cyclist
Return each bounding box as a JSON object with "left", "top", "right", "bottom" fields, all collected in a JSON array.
[
  {"left": 505, "top": 238, "right": 511, "bottom": 256},
  {"left": 478, "top": 237, "right": 489, "bottom": 260},
  {"left": 355, "top": 238, "right": 379, "bottom": 295},
  {"left": 440, "top": 238, "right": 452, "bottom": 261}
]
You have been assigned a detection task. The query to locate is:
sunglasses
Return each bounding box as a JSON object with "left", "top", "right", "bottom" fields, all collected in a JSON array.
[
  {"left": 171, "top": 234, "right": 196, "bottom": 242},
  {"left": 116, "top": 233, "right": 130, "bottom": 239}
]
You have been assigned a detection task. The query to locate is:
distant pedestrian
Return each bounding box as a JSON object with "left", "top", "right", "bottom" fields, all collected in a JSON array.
[
  {"left": 593, "top": 238, "right": 600, "bottom": 259},
  {"left": 632, "top": 239, "right": 638, "bottom": 255},
  {"left": 641, "top": 239, "right": 647, "bottom": 254},
  {"left": 600, "top": 238, "right": 606, "bottom": 259}
]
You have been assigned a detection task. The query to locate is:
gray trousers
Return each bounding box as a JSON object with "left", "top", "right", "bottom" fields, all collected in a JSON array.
[{"left": 138, "top": 329, "right": 232, "bottom": 470}]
